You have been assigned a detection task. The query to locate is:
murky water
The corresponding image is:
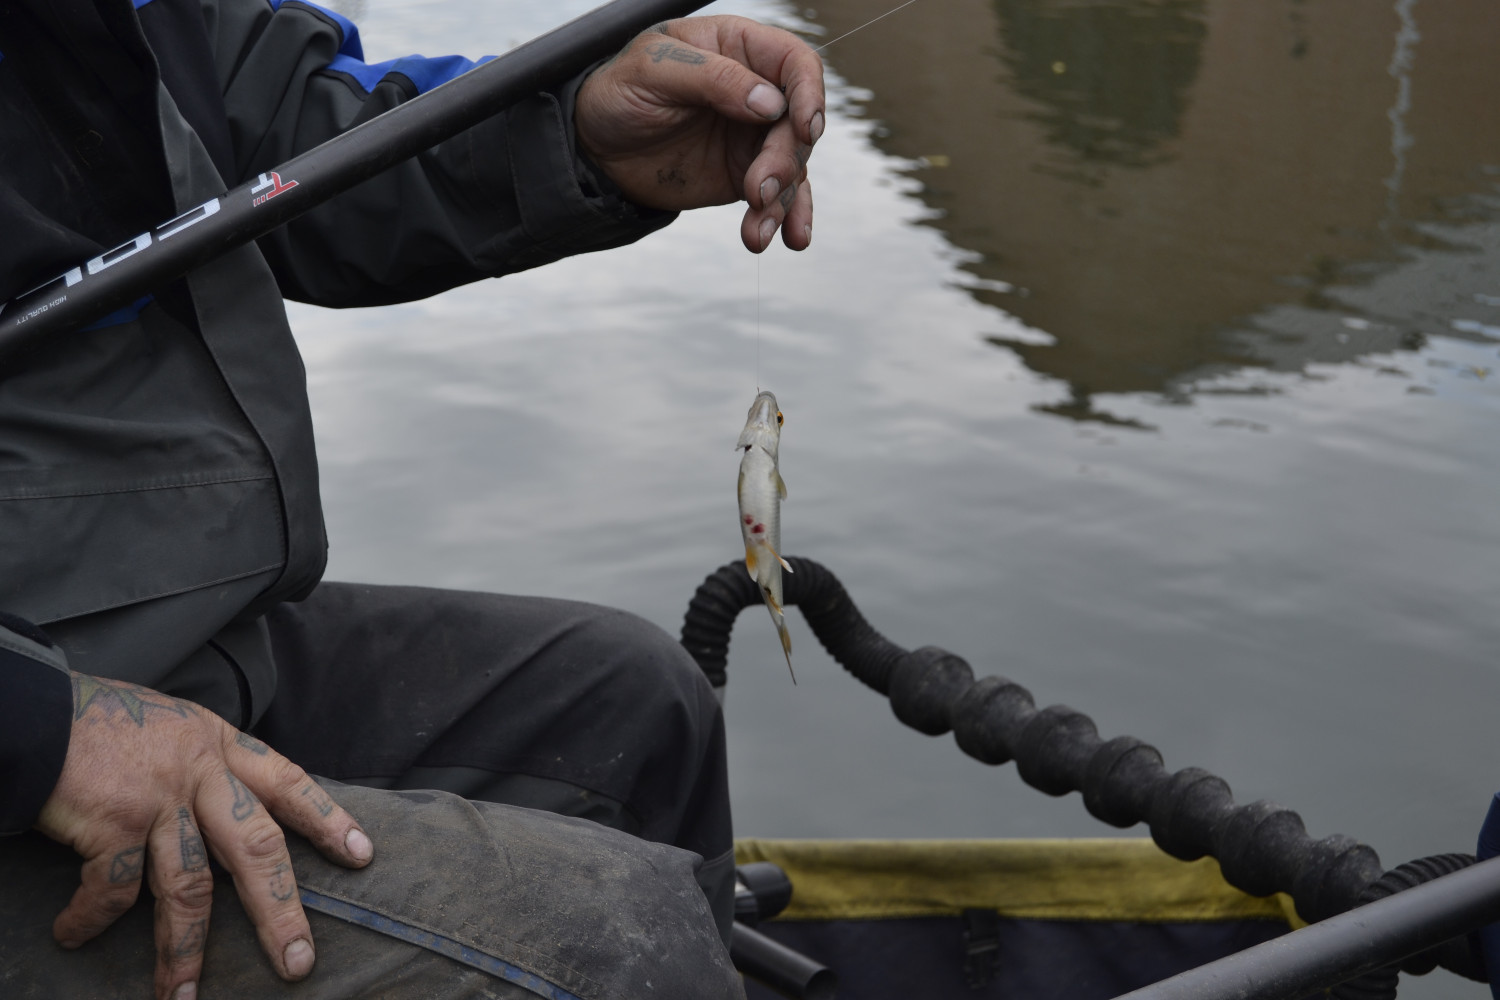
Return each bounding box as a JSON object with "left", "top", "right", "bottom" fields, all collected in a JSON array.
[{"left": 294, "top": 2, "right": 1499, "bottom": 992}]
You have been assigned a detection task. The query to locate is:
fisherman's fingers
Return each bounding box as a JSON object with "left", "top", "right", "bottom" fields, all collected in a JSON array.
[
  {"left": 667, "top": 16, "right": 825, "bottom": 147},
  {"left": 225, "top": 731, "right": 371, "bottom": 871},
  {"left": 742, "top": 172, "right": 812, "bottom": 252},
  {"left": 782, "top": 177, "right": 813, "bottom": 250},
  {"left": 147, "top": 802, "right": 214, "bottom": 1000},
  {"left": 52, "top": 837, "right": 149, "bottom": 948},
  {"left": 191, "top": 769, "right": 318, "bottom": 984}
]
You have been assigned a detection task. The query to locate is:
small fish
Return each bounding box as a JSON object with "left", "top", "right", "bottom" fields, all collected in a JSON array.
[{"left": 736, "top": 390, "right": 795, "bottom": 682}]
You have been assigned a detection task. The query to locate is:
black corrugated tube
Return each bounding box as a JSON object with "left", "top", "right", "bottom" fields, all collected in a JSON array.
[{"left": 679, "top": 557, "right": 1487, "bottom": 994}]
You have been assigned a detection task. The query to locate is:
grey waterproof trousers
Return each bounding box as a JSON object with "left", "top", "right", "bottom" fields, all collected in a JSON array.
[{"left": 0, "top": 583, "right": 742, "bottom": 999}]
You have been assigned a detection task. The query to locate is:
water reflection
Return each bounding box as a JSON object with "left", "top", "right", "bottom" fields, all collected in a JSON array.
[
  {"left": 994, "top": 0, "right": 1206, "bottom": 172},
  {"left": 1380, "top": 0, "right": 1418, "bottom": 224},
  {"left": 806, "top": 0, "right": 1500, "bottom": 419}
]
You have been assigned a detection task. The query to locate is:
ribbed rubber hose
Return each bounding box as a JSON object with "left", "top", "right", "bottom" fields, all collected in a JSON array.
[
  {"left": 1330, "top": 854, "right": 1484, "bottom": 999},
  {"left": 678, "top": 557, "right": 1488, "bottom": 990}
]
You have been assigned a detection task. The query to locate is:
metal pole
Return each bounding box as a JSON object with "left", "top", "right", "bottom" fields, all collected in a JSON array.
[
  {"left": 730, "top": 922, "right": 837, "bottom": 1000},
  {"left": 0, "top": 0, "right": 709, "bottom": 352},
  {"left": 1114, "top": 856, "right": 1500, "bottom": 1000}
]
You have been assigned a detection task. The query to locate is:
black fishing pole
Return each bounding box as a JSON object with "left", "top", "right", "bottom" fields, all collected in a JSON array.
[{"left": 0, "top": 0, "right": 709, "bottom": 353}]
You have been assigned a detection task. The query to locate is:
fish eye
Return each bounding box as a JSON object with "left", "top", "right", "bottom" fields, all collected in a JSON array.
[{"left": 776, "top": 411, "right": 784, "bottom": 425}]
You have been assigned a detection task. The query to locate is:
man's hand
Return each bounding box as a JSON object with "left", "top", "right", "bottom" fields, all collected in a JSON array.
[
  {"left": 36, "top": 674, "right": 373, "bottom": 1000},
  {"left": 575, "top": 16, "right": 825, "bottom": 253}
]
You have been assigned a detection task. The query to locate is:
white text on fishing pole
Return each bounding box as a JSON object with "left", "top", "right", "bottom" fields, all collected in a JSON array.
[{"left": 0, "top": 198, "right": 222, "bottom": 324}]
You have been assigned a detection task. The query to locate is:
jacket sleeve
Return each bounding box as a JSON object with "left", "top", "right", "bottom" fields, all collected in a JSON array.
[
  {"left": 202, "top": 0, "right": 675, "bottom": 307},
  {"left": 0, "top": 615, "right": 72, "bottom": 835}
]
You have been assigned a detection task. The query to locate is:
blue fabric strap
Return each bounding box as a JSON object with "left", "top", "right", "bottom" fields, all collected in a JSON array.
[{"left": 298, "top": 887, "right": 585, "bottom": 1000}]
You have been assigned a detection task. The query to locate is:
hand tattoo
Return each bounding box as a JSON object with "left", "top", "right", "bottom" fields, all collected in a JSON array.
[
  {"left": 269, "top": 862, "right": 295, "bottom": 902},
  {"left": 173, "top": 919, "right": 207, "bottom": 958},
  {"left": 73, "top": 675, "right": 192, "bottom": 727},
  {"left": 226, "top": 769, "right": 259, "bottom": 822},
  {"left": 299, "top": 783, "right": 335, "bottom": 819},
  {"left": 108, "top": 845, "right": 146, "bottom": 883},
  {"left": 656, "top": 166, "right": 689, "bottom": 190},
  {"left": 645, "top": 41, "right": 707, "bottom": 65},
  {"left": 177, "top": 808, "right": 208, "bottom": 873},
  {"left": 235, "top": 731, "right": 271, "bottom": 756}
]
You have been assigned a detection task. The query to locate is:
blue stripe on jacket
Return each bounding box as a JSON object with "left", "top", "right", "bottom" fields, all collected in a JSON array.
[
  {"left": 132, "top": 0, "right": 486, "bottom": 94},
  {"left": 326, "top": 51, "right": 494, "bottom": 95},
  {"left": 268, "top": 0, "right": 492, "bottom": 94}
]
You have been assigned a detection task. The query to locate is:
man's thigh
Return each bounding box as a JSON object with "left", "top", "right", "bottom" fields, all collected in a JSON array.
[
  {"left": 257, "top": 582, "right": 725, "bottom": 841},
  {"left": 0, "top": 781, "right": 743, "bottom": 1000}
]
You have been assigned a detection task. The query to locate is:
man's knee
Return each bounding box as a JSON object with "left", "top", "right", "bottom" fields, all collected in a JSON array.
[
  {"left": 570, "top": 606, "right": 719, "bottom": 733},
  {"left": 311, "top": 782, "right": 745, "bottom": 999}
]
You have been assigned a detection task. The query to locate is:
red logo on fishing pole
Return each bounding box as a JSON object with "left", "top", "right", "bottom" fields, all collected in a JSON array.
[{"left": 251, "top": 171, "right": 299, "bottom": 207}]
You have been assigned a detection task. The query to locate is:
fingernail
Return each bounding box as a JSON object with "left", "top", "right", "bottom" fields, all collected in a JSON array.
[
  {"left": 759, "top": 218, "right": 777, "bottom": 250},
  {"left": 758, "top": 176, "right": 780, "bottom": 210},
  {"left": 803, "top": 224, "right": 812, "bottom": 245},
  {"left": 747, "top": 83, "right": 785, "bottom": 119},
  {"left": 345, "top": 827, "right": 373, "bottom": 863},
  {"left": 810, "top": 111, "right": 825, "bottom": 143},
  {"left": 173, "top": 982, "right": 197, "bottom": 1000},
  {"left": 284, "top": 938, "right": 315, "bottom": 978}
]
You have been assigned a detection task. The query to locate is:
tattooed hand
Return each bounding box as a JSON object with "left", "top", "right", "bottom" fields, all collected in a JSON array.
[
  {"left": 35, "top": 674, "right": 373, "bottom": 1000},
  {"left": 575, "top": 16, "right": 825, "bottom": 253}
]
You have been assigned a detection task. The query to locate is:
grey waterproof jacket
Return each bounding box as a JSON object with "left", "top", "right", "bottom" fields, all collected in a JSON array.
[{"left": 0, "top": 0, "right": 671, "bottom": 832}]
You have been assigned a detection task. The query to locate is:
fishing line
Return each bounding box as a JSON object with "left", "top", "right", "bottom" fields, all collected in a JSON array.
[
  {"left": 811, "top": 0, "right": 922, "bottom": 54},
  {"left": 751, "top": 0, "right": 922, "bottom": 394}
]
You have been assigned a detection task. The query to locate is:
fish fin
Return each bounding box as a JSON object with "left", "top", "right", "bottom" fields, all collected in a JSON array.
[
  {"left": 761, "top": 588, "right": 795, "bottom": 683},
  {"left": 764, "top": 539, "right": 793, "bottom": 574},
  {"left": 779, "top": 624, "right": 796, "bottom": 684},
  {"left": 744, "top": 546, "right": 758, "bottom": 577},
  {"left": 775, "top": 469, "right": 788, "bottom": 500}
]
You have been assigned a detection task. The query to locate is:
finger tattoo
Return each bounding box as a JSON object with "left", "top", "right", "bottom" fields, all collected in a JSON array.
[
  {"left": 235, "top": 731, "right": 271, "bottom": 756},
  {"left": 174, "top": 919, "right": 207, "bottom": 958},
  {"left": 269, "top": 862, "right": 295, "bottom": 902},
  {"left": 299, "top": 783, "right": 335, "bottom": 818},
  {"left": 177, "top": 808, "right": 209, "bottom": 873},
  {"left": 108, "top": 845, "right": 146, "bottom": 883},
  {"left": 644, "top": 41, "right": 707, "bottom": 65},
  {"left": 226, "top": 770, "right": 259, "bottom": 822}
]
